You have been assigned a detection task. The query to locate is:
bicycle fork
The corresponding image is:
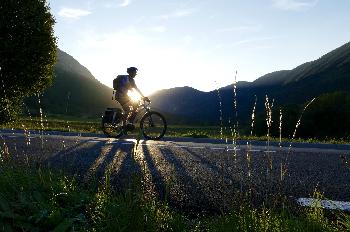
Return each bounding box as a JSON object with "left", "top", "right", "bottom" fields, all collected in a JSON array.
[{"left": 147, "top": 115, "right": 155, "bottom": 127}]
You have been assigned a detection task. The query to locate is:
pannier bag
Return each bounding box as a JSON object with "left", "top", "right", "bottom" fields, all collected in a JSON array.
[{"left": 103, "top": 108, "right": 123, "bottom": 123}]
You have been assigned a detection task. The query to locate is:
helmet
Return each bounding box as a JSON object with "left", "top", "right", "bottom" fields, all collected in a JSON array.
[{"left": 127, "top": 67, "right": 138, "bottom": 74}]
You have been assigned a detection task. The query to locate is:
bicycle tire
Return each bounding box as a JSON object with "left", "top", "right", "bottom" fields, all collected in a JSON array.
[
  {"left": 101, "top": 116, "right": 124, "bottom": 138},
  {"left": 140, "top": 111, "right": 167, "bottom": 140}
]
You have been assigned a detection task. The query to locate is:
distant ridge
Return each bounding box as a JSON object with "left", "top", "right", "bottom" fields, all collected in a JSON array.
[
  {"left": 151, "top": 41, "right": 350, "bottom": 124},
  {"left": 26, "top": 49, "right": 117, "bottom": 118},
  {"left": 26, "top": 41, "right": 350, "bottom": 126}
]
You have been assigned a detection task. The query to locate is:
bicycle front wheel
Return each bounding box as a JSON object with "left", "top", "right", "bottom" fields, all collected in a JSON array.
[{"left": 140, "top": 111, "right": 167, "bottom": 140}]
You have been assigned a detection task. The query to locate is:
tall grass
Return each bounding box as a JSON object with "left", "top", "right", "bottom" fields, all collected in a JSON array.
[
  {"left": 0, "top": 159, "right": 186, "bottom": 231},
  {"left": 197, "top": 205, "right": 349, "bottom": 232},
  {"left": 1, "top": 152, "right": 349, "bottom": 231}
]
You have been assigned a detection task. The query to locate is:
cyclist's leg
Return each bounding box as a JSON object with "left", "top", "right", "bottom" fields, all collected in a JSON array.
[
  {"left": 116, "top": 96, "right": 130, "bottom": 124},
  {"left": 128, "top": 101, "right": 139, "bottom": 123},
  {"left": 117, "top": 96, "right": 136, "bottom": 124}
]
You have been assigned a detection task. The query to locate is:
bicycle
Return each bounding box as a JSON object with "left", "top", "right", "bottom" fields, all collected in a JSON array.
[{"left": 101, "top": 99, "right": 167, "bottom": 140}]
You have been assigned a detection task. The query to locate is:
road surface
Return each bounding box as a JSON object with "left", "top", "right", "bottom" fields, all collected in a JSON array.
[{"left": 1, "top": 129, "right": 350, "bottom": 215}]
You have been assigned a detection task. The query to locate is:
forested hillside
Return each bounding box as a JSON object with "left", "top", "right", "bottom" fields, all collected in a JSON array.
[
  {"left": 151, "top": 41, "right": 350, "bottom": 138},
  {"left": 24, "top": 41, "right": 350, "bottom": 139},
  {"left": 26, "top": 49, "right": 117, "bottom": 118}
]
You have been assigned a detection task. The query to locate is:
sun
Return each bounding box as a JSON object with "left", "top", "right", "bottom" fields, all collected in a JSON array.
[{"left": 127, "top": 90, "right": 141, "bottom": 102}]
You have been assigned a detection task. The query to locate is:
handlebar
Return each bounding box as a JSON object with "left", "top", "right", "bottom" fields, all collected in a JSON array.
[
  {"left": 142, "top": 97, "right": 151, "bottom": 103},
  {"left": 139, "top": 98, "right": 151, "bottom": 107}
]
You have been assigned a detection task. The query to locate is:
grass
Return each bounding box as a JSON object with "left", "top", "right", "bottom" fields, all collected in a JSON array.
[
  {"left": 2, "top": 117, "right": 102, "bottom": 134},
  {"left": 1, "top": 117, "right": 350, "bottom": 145},
  {"left": 1, "top": 116, "right": 350, "bottom": 230},
  {"left": 0, "top": 152, "right": 349, "bottom": 231},
  {"left": 0, "top": 158, "right": 186, "bottom": 231}
]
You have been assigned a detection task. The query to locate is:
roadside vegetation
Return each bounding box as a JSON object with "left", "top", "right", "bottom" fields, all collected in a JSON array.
[
  {"left": 2, "top": 0, "right": 349, "bottom": 231},
  {"left": 1, "top": 117, "right": 350, "bottom": 145},
  {"left": 0, "top": 156, "right": 349, "bottom": 231}
]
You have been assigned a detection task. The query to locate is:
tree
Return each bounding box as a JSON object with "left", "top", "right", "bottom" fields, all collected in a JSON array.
[
  {"left": 0, "top": 0, "right": 57, "bottom": 123},
  {"left": 299, "top": 91, "right": 350, "bottom": 139}
]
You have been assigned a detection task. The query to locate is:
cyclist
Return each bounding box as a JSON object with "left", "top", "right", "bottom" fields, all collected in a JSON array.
[{"left": 114, "top": 67, "right": 149, "bottom": 129}]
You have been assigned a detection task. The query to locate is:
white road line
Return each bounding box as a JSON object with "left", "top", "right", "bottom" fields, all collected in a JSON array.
[
  {"left": 174, "top": 145, "right": 188, "bottom": 148},
  {"left": 121, "top": 142, "right": 134, "bottom": 145},
  {"left": 137, "top": 144, "right": 166, "bottom": 147},
  {"left": 211, "top": 147, "right": 225, "bottom": 150},
  {"left": 106, "top": 142, "right": 119, "bottom": 144},
  {"left": 227, "top": 148, "right": 241, "bottom": 151},
  {"left": 78, "top": 142, "right": 276, "bottom": 154},
  {"left": 7, "top": 135, "right": 19, "bottom": 138},
  {"left": 298, "top": 198, "right": 350, "bottom": 212}
]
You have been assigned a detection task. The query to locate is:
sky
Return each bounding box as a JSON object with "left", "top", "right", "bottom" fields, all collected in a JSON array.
[{"left": 48, "top": 0, "right": 350, "bottom": 95}]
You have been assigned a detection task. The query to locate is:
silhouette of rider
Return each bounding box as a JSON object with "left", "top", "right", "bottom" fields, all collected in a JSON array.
[{"left": 114, "top": 67, "right": 149, "bottom": 127}]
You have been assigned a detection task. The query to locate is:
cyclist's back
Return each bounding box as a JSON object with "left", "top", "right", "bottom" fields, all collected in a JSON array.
[
  {"left": 114, "top": 74, "right": 136, "bottom": 97},
  {"left": 113, "top": 67, "right": 148, "bottom": 124}
]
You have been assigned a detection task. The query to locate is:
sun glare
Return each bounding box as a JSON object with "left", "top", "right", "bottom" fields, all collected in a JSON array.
[{"left": 127, "top": 90, "right": 141, "bottom": 102}]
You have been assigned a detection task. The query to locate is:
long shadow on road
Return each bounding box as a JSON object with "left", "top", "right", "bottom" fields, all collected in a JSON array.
[
  {"left": 157, "top": 146, "right": 223, "bottom": 215},
  {"left": 45, "top": 140, "right": 142, "bottom": 192},
  {"left": 140, "top": 141, "right": 167, "bottom": 200}
]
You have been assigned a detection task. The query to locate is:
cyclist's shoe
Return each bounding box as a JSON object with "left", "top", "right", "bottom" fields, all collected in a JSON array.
[{"left": 125, "top": 123, "right": 135, "bottom": 131}]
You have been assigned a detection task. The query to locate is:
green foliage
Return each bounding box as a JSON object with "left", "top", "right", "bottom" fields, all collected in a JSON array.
[
  {"left": 3, "top": 117, "right": 102, "bottom": 134},
  {"left": 0, "top": 163, "right": 89, "bottom": 231},
  {"left": 199, "top": 206, "right": 342, "bottom": 232},
  {"left": 300, "top": 91, "right": 350, "bottom": 139},
  {"left": 0, "top": 161, "right": 187, "bottom": 231},
  {"left": 1, "top": 157, "right": 350, "bottom": 231},
  {"left": 253, "top": 92, "right": 350, "bottom": 140},
  {"left": 0, "top": 0, "right": 57, "bottom": 123},
  {"left": 254, "top": 104, "right": 301, "bottom": 139}
]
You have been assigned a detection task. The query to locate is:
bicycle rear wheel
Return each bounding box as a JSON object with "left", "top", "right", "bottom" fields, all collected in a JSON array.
[
  {"left": 102, "top": 116, "right": 124, "bottom": 138},
  {"left": 140, "top": 111, "right": 167, "bottom": 140}
]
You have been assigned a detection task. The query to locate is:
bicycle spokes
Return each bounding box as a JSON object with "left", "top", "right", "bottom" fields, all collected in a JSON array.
[
  {"left": 148, "top": 116, "right": 155, "bottom": 127},
  {"left": 141, "top": 112, "right": 166, "bottom": 140}
]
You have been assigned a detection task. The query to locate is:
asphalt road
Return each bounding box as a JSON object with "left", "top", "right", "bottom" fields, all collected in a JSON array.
[{"left": 1, "top": 130, "right": 350, "bottom": 215}]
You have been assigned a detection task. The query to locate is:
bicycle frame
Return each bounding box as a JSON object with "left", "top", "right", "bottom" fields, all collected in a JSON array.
[
  {"left": 102, "top": 99, "right": 166, "bottom": 139},
  {"left": 133, "top": 100, "right": 151, "bottom": 122}
]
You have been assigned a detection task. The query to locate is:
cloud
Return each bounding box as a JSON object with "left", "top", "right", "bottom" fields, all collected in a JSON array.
[
  {"left": 58, "top": 8, "right": 91, "bottom": 19},
  {"left": 182, "top": 35, "right": 193, "bottom": 44},
  {"left": 100, "top": 0, "right": 132, "bottom": 9},
  {"left": 148, "top": 26, "right": 167, "bottom": 33},
  {"left": 218, "top": 36, "right": 280, "bottom": 49},
  {"left": 159, "top": 9, "right": 195, "bottom": 20},
  {"left": 217, "top": 25, "right": 262, "bottom": 33},
  {"left": 234, "top": 37, "right": 277, "bottom": 45},
  {"left": 119, "top": 0, "right": 131, "bottom": 7},
  {"left": 272, "top": 0, "right": 318, "bottom": 11}
]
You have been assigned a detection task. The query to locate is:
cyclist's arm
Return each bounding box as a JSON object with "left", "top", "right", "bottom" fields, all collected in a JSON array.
[
  {"left": 131, "top": 79, "right": 148, "bottom": 100},
  {"left": 134, "top": 86, "right": 145, "bottom": 98}
]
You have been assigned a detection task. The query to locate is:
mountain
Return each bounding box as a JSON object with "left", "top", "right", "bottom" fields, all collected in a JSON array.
[
  {"left": 26, "top": 41, "right": 350, "bottom": 132},
  {"left": 26, "top": 49, "right": 117, "bottom": 118},
  {"left": 151, "top": 41, "right": 350, "bottom": 125}
]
